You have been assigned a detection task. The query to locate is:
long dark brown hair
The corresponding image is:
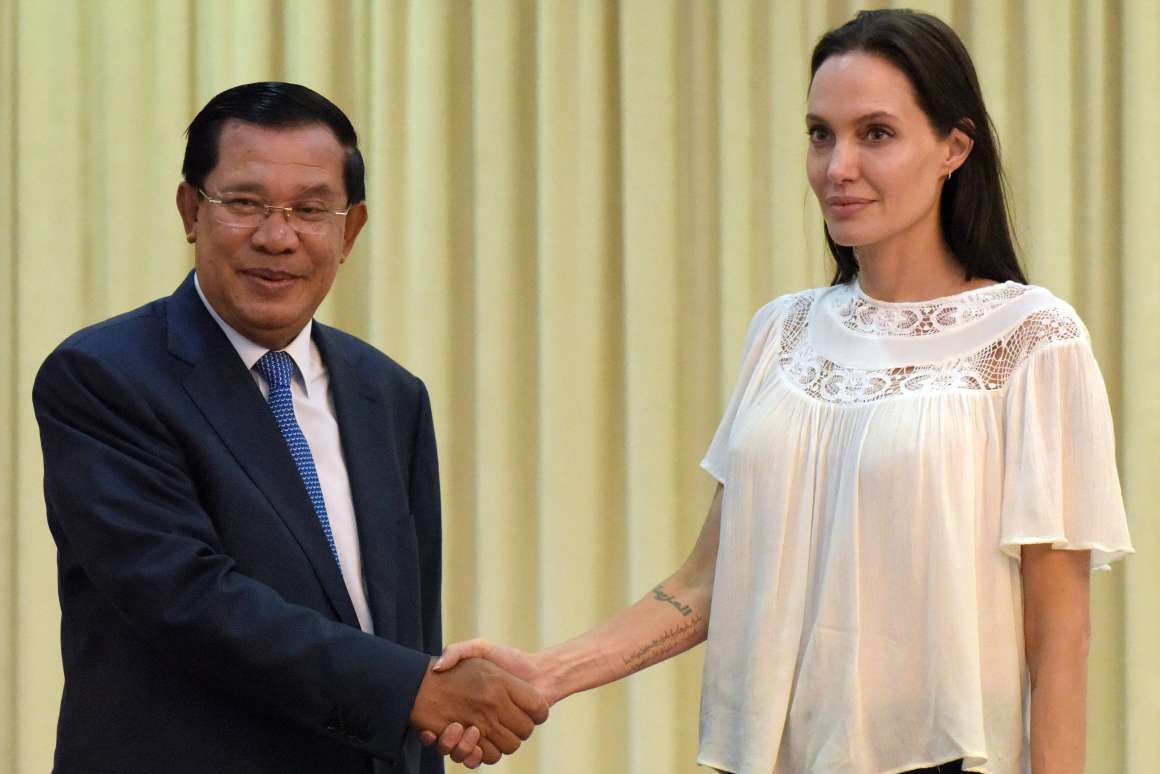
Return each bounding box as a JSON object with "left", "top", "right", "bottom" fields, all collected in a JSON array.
[{"left": 810, "top": 10, "right": 1027, "bottom": 285}]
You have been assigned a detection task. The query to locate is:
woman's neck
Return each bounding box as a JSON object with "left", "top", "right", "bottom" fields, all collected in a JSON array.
[{"left": 853, "top": 231, "right": 993, "bottom": 303}]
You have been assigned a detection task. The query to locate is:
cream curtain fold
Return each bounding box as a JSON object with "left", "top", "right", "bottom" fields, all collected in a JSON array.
[{"left": 2, "top": 2, "right": 1156, "bottom": 772}]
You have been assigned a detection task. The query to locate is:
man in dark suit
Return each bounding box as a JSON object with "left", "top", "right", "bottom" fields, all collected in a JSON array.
[{"left": 32, "top": 82, "right": 545, "bottom": 774}]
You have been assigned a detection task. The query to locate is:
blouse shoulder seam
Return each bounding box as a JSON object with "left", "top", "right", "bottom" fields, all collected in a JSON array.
[
  {"left": 749, "top": 289, "right": 815, "bottom": 331},
  {"left": 1002, "top": 333, "right": 1095, "bottom": 388}
]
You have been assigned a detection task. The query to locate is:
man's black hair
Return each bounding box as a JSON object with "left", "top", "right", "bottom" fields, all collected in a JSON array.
[{"left": 182, "top": 82, "right": 365, "bottom": 205}]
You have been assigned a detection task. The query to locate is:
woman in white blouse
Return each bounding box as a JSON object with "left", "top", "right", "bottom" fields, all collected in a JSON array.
[{"left": 426, "top": 9, "right": 1132, "bottom": 774}]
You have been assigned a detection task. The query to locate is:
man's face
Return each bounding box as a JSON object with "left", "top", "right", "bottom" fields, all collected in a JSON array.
[{"left": 176, "top": 120, "right": 367, "bottom": 350}]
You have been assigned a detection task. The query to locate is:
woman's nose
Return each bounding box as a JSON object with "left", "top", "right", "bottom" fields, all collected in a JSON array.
[{"left": 827, "top": 140, "right": 858, "bottom": 183}]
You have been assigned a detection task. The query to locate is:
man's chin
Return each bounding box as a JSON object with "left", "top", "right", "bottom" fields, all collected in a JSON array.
[{"left": 224, "top": 306, "right": 307, "bottom": 349}]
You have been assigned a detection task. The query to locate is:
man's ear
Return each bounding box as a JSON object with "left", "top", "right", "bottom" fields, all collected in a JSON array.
[
  {"left": 340, "top": 202, "right": 369, "bottom": 261},
  {"left": 944, "top": 124, "right": 974, "bottom": 178},
  {"left": 176, "top": 182, "right": 200, "bottom": 243}
]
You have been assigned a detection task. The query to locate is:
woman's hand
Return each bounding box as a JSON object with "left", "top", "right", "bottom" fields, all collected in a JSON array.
[{"left": 434, "top": 639, "right": 560, "bottom": 703}]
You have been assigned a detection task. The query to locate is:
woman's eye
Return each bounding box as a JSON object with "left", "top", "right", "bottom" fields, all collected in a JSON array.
[
  {"left": 807, "top": 126, "right": 831, "bottom": 143},
  {"left": 866, "top": 126, "right": 892, "bottom": 141}
]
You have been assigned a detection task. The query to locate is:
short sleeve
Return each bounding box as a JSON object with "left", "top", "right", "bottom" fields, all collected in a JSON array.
[
  {"left": 1000, "top": 337, "right": 1134, "bottom": 570},
  {"left": 700, "top": 296, "right": 792, "bottom": 483}
]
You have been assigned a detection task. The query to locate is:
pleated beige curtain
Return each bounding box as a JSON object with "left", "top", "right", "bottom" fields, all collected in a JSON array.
[{"left": 2, "top": 1, "right": 1157, "bottom": 772}]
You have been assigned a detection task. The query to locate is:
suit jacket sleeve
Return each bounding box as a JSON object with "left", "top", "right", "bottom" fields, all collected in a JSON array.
[
  {"left": 409, "top": 386, "right": 446, "bottom": 774},
  {"left": 34, "top": 344, "right": 433, "bottom": 765}
]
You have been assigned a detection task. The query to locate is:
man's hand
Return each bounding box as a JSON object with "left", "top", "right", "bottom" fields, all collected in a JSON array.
[
  {"left": 424, "top": 721, "right": 484, "bottom": 768},
  {"left": 410, "top": 657, "right": 548, "bottom": 766},
  {"left": 420, "top": 640, "right": 558, "bottom": 766}
]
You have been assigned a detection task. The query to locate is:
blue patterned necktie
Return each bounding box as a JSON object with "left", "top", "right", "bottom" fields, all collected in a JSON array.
[{"left": 253, "top": 350, "right": 342, "bottom": 571}]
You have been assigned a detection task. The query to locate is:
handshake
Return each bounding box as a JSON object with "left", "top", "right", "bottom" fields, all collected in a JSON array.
[
  {"left": 409, "top": 640, "right": 555, "bottom": 768},
  {"left": 405, "top": 571, "right": 717, "bottom": 765}
]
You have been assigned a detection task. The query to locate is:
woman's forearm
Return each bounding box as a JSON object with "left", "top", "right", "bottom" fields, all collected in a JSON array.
[
  {"left": 432, "top": 486, "right": 723, "bottom": 709},
  {"left": 532, "top": 485, "right": 723, "bottom": 702},
  {"left": 534, "top": 576, "right": 711, "bottom": 702},
  {"left": 1028, "top": 634, "right": 1089, "bottom": 774},
  {"left": 1022, "top": 544, "right": 1092, "bottom": 774}
]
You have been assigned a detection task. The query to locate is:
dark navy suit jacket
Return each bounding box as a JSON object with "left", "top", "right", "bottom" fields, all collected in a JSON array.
[{"left": 33, "top": 273, "right": 445, "bottom": 774}]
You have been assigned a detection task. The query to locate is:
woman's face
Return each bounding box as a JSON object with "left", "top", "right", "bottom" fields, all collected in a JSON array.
[{"left": 805, "top": 51, "right": 967, "bottom": 252}]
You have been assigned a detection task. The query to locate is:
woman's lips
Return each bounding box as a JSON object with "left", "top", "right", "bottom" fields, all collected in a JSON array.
[{"left": 826, "top": 196, "right": 873, "bottom": 218}]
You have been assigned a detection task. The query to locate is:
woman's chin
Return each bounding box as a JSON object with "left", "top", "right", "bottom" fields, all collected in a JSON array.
[{"left": 826, "top": 228, "right": 865, "bottom": 248}]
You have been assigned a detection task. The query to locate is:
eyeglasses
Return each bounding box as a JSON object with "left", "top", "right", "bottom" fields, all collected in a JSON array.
[{"left": 197, "top": 189, "right": 352, "bottom": 235}]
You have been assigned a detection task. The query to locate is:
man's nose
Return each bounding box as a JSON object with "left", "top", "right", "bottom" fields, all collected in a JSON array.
[{"left": 250, "top": 208, "right": 299, "bottom": 252}]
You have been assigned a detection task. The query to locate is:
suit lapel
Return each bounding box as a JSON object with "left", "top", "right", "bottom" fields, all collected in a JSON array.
[
  {"left": 314, "top": 324, "right": 402, "bottom": 641},
  {"left": 166, "top": 273, "right": 361, "bottom": 629}
]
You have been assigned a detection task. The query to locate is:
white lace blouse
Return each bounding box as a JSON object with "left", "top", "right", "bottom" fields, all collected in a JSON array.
[{"left": 697, "top": 280, "right": 1133, "bottom": 774}]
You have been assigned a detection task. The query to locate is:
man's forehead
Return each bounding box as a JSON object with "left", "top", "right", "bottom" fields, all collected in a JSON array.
[
  {"left": 215, "top": 119, "right": 346, "bottom": 151},
  {"left": 212, "top": 180, "right": 340, "bottom": 196},
  {"left": 208, "top": 120, "right": 347, "bottom": 185}
]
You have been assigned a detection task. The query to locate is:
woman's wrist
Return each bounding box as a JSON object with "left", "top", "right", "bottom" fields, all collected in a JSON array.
[
  {"left": 531, "top": 641, "right": 615, "bottom": 705},
  {"left": 529, "top": 648, "right": 569, "bottom": 705}
]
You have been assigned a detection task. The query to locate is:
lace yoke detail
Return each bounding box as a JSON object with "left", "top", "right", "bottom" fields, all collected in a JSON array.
[
  {"left": 776, "top": 289, "right": 1084, "bottom": 404},
  {"left": 835, "top": 281, "right": 1032, "bottom": 336}
]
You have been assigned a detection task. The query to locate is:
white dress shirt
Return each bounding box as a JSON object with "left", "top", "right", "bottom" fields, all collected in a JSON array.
[{"left": 195, "top": 274, "right": 374, "bottom": 634}]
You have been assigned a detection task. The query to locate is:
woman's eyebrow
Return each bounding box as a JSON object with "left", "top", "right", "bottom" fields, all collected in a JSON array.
[{"left": 805, "top": 109, "right": 900, "bottom": 125}]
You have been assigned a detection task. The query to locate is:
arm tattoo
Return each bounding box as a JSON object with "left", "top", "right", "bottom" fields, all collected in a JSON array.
[
  {"left": 650, "top": 584, "right": 694, "bottom": 616},
  {"left": 622, "top": 614, "right": 706, "bottom": 670}
]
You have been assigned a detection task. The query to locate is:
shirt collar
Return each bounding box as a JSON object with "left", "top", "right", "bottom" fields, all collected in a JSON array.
[{"left": 193, "top": 272, "right": 322, "bottom": 397}]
